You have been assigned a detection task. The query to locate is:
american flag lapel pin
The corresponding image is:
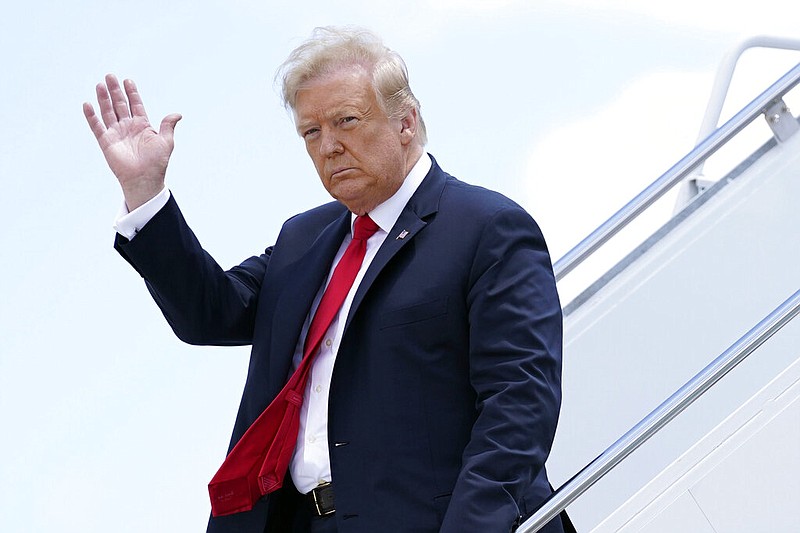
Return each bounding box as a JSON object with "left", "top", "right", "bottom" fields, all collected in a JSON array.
[{"left": 396, "top": 229, "right": 409, "bottom": 240}]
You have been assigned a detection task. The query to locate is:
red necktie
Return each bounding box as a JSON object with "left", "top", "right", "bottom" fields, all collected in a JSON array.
[{"left": 208, "top": 215, "right": 380, "bottom": 517}]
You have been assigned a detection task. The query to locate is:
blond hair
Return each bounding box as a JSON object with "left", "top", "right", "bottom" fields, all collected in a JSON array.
[{"left": 278, "top": 26, "right": 428, "bottom": 146}]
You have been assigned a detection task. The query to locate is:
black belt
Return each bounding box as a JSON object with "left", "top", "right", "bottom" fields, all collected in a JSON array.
[{"left": 306, "top": 481, "right": 335, "bottom": 516}]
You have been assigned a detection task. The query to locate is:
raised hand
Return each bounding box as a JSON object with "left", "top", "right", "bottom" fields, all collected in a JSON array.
[{"left": 83, "top": 74, "right": 182, "bottom": 210}]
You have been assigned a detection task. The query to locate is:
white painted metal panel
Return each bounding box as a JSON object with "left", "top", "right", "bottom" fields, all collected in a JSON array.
[
  {"left": 546, "top": 125, "right": 800, "bottom": 529},
  {"left": 592, "top": 337, "right": 800, "bottom": 533}
]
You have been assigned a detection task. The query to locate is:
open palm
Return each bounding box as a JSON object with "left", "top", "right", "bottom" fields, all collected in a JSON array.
[{"left": 84, "top": 74, "right": 181, "bottom": 210}]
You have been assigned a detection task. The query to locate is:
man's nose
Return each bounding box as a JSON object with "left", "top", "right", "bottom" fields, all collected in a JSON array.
[{"left": 319, "top": 129, "right": 344, "bottom": 156}]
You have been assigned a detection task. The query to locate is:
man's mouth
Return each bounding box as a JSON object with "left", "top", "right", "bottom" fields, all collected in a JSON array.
[{"left": 330, "top": 167, "right": 355, "bottom": 180}]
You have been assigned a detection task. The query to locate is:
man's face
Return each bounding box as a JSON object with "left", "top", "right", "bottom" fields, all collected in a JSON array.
[{"left": 293, "top": 64, "right": 417, "bottom": 215}]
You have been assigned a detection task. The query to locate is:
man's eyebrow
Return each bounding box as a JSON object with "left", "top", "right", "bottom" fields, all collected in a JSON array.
[
  {"left": 294, "top": 115, "right": 320, "bottom": 133},
  {"left": 295, "top": 121, "right": 313, "bottom": 133},
  {"left": 296, "top": 104, "right": 364, "bottom": 131}
]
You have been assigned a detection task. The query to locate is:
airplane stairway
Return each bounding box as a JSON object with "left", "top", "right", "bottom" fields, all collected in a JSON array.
[{"left": 519, "top": 41, "right": 800, "bottom": 532}]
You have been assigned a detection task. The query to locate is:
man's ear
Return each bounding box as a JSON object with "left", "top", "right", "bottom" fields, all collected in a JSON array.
[{"left": 399, "top": 108, "right": 418, "bottom": 145}]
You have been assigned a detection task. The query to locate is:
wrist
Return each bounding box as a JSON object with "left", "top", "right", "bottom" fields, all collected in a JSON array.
[{"left": 122, "top": 182, "right": 166, "bottom": 211}]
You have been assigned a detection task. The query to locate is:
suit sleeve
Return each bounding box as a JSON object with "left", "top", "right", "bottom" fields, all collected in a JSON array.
[
  {"left": 440, "top": 205, "right": 563, "bottom": 532},
  {"left": 114, "top": 195, "right": 271, "bottom": 346}
]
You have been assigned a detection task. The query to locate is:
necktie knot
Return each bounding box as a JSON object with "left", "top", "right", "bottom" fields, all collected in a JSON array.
[{"left": 353, "top": 215, "right": 379, "bottom": 241}]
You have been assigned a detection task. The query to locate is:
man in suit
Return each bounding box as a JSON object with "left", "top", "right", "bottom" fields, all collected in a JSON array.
[{"left": 84, "top": 26, "right": 571, "bottom": 533}]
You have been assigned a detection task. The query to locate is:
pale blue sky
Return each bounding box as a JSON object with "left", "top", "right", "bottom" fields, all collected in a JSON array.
[{"left": 1, "top": 1, "right": 798, "bottom": 531}]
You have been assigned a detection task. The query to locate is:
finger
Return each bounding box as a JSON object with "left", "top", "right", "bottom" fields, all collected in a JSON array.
[
  {"left": 159, "top": 113, "right": 183, "bottom": 143},
  {"left": 82, "top": 102, "right": 107, "bottom": 141},
  {"left": 124, "top": 79, "right": 150, "bottom": 121},
  {"left": 105, "top": 73, "right": 131, "bottom": 121},
  {"left": 96, "top": 82, "right": 118, "bottom": 129}
]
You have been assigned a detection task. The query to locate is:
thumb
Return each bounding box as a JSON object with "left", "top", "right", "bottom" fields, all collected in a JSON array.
[{"left": 159, "top": 113, "right": 183, "bottom": 140}]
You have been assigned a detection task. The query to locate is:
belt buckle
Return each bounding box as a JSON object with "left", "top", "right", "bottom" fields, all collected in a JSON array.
[{"left": 312, "top": 481, "right": 335, "bottom": 516}]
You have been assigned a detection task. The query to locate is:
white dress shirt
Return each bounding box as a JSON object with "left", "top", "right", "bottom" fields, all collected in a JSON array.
[
  {"left": 114, "top": 154, "right": 432, "bottom": 494},
  {"left": 113, "top": 187, "right": 171, "bottom": 240},
  {"left": 288, "top": 154, "right": 430, "bottom": 493}
]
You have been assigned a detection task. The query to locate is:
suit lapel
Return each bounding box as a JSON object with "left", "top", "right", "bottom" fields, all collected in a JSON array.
[
  {"left": 266, "top": 158, "right": 449, "bottom": 375},
  {"left": 345, "top": 159, "right": 447, "bottom": 330},
  {"left": 268, "top": 211, "right": 351, "bottom": 386}
]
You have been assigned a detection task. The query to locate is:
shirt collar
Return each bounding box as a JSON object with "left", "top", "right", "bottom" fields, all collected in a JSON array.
[{"left": 350, "top": 153, "right": 432, "bottom": 234}]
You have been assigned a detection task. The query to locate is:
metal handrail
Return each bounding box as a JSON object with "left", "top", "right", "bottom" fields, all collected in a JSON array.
[
  {"left": 696, "top": 36, "right": 800, "bottom": 143},
  {"left": 552, "top": 61, "right": 800, "bottom": 281},
  {"left": 518, "top": 288, "right": 800, "bottom": 533}
]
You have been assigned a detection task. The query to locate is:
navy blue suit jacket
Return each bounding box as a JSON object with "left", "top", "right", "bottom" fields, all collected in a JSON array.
[{"left": 116, "top": 157, "right": 567, "bottom": 533}]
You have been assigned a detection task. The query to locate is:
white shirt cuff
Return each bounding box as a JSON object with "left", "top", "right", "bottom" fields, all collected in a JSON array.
[{"left": 113, "top": 188, "right": 171, "bottom": 240}]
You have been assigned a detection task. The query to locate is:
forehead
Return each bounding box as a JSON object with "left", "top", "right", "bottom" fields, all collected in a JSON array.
[{"left": 293, "top": 65, "right": 376, "bottom": 122}]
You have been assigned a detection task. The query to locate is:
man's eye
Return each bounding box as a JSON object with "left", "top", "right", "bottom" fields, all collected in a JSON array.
[
  {"left": 303, "top": 128, "right": 320, "bottom": 138},
  {"left": 340, "top": 116, "right": 357, "bottom": 125}
]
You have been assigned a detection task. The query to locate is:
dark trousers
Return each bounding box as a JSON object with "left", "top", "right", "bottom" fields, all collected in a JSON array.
[
  {"left": 264, "top": 479, "right": 338, "bottom": 533},
  {"left": 308, "top": 515, "right": 338, "bottom": 533}
]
